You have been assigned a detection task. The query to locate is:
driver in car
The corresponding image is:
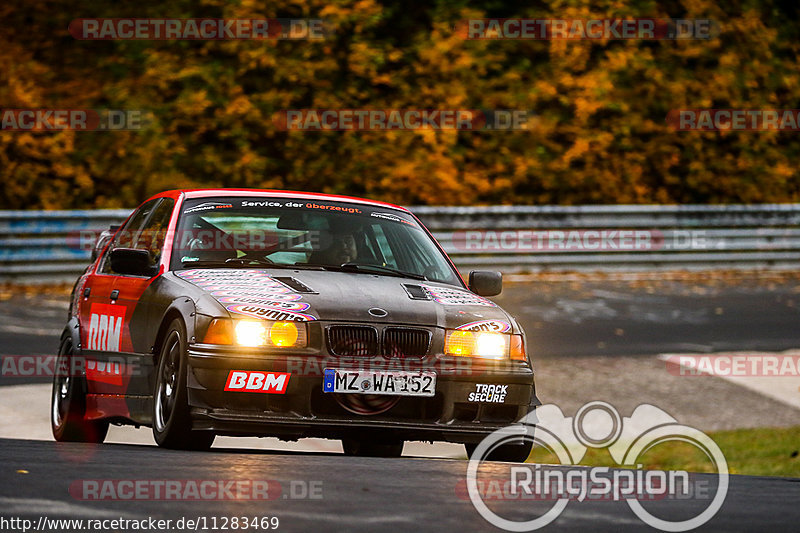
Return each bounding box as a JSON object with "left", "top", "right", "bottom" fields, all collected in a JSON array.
[
  {"left": 310, "top": 230, "right": 359, "bottom": 266},
  {"left": 327, "top": 233, "right": 358, "bottom": 264}
]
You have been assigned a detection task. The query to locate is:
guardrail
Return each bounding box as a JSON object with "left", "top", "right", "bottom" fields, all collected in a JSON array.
[
  {"left": 0, "top": 209, "right": 131, "bottom": 283},
  {"left": 1, "top": 205, "right": 798, "bottom": 283},
  {"left": 414, "top": 204, "right": 800, "bottom": 273}
]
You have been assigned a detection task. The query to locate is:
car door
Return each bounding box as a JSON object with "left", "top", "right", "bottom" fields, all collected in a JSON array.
[
  {"left": 82, "top": 198, "right": 159, "bottom": 398},
  {"left": 110, "top": 197, "right": 176, "bottom": 400}
]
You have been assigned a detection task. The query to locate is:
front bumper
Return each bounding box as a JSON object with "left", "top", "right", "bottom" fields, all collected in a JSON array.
[{"left": 186, "top": 344, "right": 539, "bottom": 444}]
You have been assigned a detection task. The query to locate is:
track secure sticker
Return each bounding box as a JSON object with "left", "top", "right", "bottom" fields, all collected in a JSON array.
[
  {"left": 456, "top": 320, "right": 511, "bottom": 333},
  {"left": 224, "top": 371, "right": 290, "bottom": 394},
  {"left": 468, "top": 384, "right": 508, "bottom": 403}
]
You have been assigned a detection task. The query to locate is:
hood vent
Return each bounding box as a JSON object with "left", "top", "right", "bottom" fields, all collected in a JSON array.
[
  {"left": 274, "top": 276, "right": 317, "bottom": 294},
  {"left": 402, "top": 284, "right": 431, "bottom": 300}
]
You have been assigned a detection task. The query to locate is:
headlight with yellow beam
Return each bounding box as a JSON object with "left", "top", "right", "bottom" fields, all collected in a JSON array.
[
  {"left": 203, "top": 318, "right": 307, "bottom": 348},
  {"left": 444, "top": 330, "right": 526, "bottom": 360}
]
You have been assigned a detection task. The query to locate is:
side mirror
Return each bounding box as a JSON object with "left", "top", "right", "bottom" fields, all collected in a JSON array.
[
  {"left": 109, "top": 248, "right": 156, "bottom": 277},
  {"left": 469, "top": 270, "right": 502, "bottom": 297}
]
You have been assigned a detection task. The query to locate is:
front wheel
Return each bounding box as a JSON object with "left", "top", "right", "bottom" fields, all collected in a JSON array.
[
  {"left": 152, "top": 319, "right": 215, "bottom": 450},
  {"left": 51, "top": 336, "right": 108, "bottom": 443}
]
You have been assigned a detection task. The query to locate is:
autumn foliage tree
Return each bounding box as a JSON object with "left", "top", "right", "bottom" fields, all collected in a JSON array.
[{"left": 1, "top": 0, "right": 799, "bottom": 209}]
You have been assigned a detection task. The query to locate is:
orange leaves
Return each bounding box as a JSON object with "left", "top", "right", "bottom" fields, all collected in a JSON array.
[{"left": 1, "top": 0, "right": 800, "bottom": 207}]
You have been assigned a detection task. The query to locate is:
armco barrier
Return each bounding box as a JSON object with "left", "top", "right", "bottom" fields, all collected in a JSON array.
[
  {"left": 1, "top": 205, "right": 798, "bottom": 283},
  {"left": 0, "top": 209, "right": 131, "bottom": 283},
  {"left": 413, "top": 204, "right": 800, "bottom": 273}
]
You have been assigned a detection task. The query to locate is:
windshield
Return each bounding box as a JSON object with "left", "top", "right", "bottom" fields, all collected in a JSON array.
[{"left": 171, "top": 197, "right": 461, "bottom": 285}]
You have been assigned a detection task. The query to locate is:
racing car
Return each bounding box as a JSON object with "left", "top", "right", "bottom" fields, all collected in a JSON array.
[{"left": 52, "top": 189, "right": 539, "bottom": 459}]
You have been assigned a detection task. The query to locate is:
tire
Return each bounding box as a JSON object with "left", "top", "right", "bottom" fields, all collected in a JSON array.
[
  {"left": 342, "top": 438, "right": 404, "bottom": 458},
  {"left": 51, "top": 335, "right": 109, "bottom": 443},
  {"left": 465, "top": 440, "right": 533, "bottom": 463},
  {"left": 152, "top": 319, "right": 215, "bottom": 451}
]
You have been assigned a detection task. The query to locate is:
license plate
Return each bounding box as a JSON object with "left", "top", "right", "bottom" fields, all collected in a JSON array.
[{"left": 323, "top": 369, "right": 436, "bottom": 397}]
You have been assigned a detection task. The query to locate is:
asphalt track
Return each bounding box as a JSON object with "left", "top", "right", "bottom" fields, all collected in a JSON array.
[
  {"left": 1, "top": 277, "right": 799, "bottom": 531},
  {"left": 1, "top": 438, "right": 799, "bottom": 532}
]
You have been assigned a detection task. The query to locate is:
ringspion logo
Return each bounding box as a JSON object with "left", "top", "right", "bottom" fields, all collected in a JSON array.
[{"left": 467, "top": 402, "right": 728, "bottom": 531}]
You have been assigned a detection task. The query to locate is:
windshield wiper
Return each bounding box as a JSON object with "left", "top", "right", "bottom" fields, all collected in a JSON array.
[
  {"left": 182, "top": 258, "right": 427, "bottom": 280},
  {"left": 337, "top": 262, "right": 427, "bottom": 281}
]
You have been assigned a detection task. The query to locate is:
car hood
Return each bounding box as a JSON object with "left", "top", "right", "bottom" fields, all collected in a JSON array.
[{"left": 174, "top": 268, "right": 515, "bottom": 332}]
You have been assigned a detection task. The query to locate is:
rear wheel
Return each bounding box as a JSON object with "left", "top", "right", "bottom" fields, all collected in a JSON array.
[
  {"left": 465, "top": 440, "right": 533, "bottom": 463},
  {"left": 152, "top": 319, "right": 215, "bottom": 450},
  {"left": 342, "top": 438, "right": 404, "bottom": 458},
  {"left": 51, "top": 336, "right": 109, "bottom": 443}
]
